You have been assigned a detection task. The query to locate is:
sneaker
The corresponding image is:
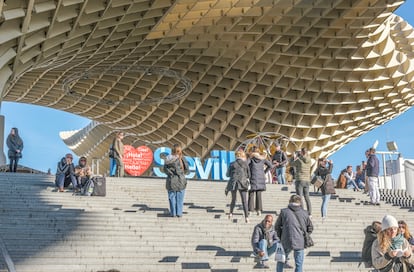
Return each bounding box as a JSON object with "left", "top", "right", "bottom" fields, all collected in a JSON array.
[
  {"left": 245, "top": 217, "right": 250, "bottom": 223},
  {"left": 256, "top": 261, "right": 269, "bottom": 269},
  {"left": 257, "top": 211, "right": 261, "bottom": 216},
  {"left": 375, "top": 203, "right": 380, "bottom": 206},
  {"left": 283, "top": 263, "right": 294, "bottom": 269},
  {"left": 228, "top": 213, "right": 233, "bottom": 219}
]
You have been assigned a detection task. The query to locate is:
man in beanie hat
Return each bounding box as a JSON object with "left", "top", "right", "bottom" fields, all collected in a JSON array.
[{"left": 371, "top": 215, "right": 414, "bottom": 271}]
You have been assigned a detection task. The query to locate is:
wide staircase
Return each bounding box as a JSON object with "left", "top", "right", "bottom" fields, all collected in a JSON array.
[{"left": 0, "top": 173, "right": 413, "bottom": 272}]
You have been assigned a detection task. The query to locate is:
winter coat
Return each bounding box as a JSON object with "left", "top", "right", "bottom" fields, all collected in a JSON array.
[
  {"left": 275, "top": 203, "right": 313, "bottom": 251},
  {"left": 314, "top": 163, "right": 336, "bottom": 195},
  {"left": 226, "top": 158, "right": 250, "bottom": 192},
  {"left": 371, "top": 238, "right": 414, "bottom": 272},
  {"left": 290, "top": 154, "right": 312, "bottom": 182},
  {"left": 164, "top": 155, "right": 189, "bottom": 192},
  {"left": 248, "top": 152, "right": 272, "bottom": 191},
  {"left": 361, "top": 225, "right": 378, "bottom": 267},
  {"left": 6, "top": 129, "right": 24, "bottom": 159},
  {"left": 251, "top": 221, "right": 279, "bottom": 254}
]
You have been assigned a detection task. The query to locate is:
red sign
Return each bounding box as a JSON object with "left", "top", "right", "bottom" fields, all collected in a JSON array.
[{"left": 123, "top": 145, "right": 153, "bottom": 176}]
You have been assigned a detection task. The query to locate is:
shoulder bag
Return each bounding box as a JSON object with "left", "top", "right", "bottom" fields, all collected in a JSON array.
[{"left": 292, "top": 210, "right": 314, "bottom": 248}]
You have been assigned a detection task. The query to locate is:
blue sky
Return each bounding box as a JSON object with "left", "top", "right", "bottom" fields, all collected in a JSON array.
[{"left": 1, "top": 1, "right": 414, "bottom": 176}]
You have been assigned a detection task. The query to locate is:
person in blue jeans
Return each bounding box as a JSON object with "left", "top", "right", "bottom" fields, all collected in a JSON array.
[
  {"left": 251, "top": 214, "right": 279, "bottom": 269},
  {"left": 313, "top": 158, "right": 336, "bottom": 221},
  {"left": 275, "top": 195, "right": 313, "bottom": 272},
  {"left": 164, "top": 144, "right": 189, "bottom": 217},
  {"left": 55, "top": 153, "right": 79, "bottom": 192},
  {"left": 271, "top": 143, "right": 288, "bottom": 184}
]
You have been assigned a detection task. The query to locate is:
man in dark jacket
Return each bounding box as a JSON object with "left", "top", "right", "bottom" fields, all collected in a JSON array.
[
  {"left": 275, "top": 195, "right": 313, "bottom": 272},
  {"left": 251, "top": 214, "right": 279, "bottom": 269},
  {"left": 366, "top": 147, "right": 380, "bottom": 205}
]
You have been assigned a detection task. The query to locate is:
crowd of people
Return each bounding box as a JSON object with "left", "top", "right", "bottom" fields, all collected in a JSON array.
[{"left": 5, "top": 127, "right": 412, "bottom": 271}]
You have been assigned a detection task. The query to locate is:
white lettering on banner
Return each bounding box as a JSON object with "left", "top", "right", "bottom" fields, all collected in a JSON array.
[{"left": 152, "top": 147, "right": 235, "bottom": 180}]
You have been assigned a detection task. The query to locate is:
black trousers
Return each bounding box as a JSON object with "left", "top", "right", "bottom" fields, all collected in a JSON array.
[
  {"left": 229, "top": 190, "right": 249, "bottom": 217},
  {"left": 248, "top": 190, "right": 263, "bottom": 212}
]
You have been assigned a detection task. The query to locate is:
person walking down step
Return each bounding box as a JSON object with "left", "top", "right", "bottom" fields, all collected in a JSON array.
[
  {"left": 290, "top": 148, "right": 313, "bottom": 217},
  {"left": 275, "top": 195, "right": 313, "bottom": 272}
]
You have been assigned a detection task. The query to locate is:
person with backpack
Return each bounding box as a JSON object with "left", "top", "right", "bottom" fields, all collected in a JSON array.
[
  {"left": 225, "top": 149, "right": 251, "bottom": 223},
  {"left": 361, "top": 221, "right": 382, "bottom": 268},
  {"left": 372, "top": 215, "right": 414, "bottom": 272}
]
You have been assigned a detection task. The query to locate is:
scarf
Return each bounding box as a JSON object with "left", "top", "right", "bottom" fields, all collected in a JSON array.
[{"left": 390, "top": 234, "right": 405, "bottom": 250}]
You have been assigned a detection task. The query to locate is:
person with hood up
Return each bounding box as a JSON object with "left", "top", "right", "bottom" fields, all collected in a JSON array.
[
  {"left": 372, "top": 215, "right": 414, "bottom": 272},
  {"left": 247, "top": 146, "right": 272, "bottom": 216},
  {"left": 55, "top": 153, "right": 79, "bottom": 192},
  {"left": 275, "top": 195, "right": 313, "bottom": 272},
  {"left": 6, "top": 127, "right": 24, "bottom": 172},
  {"left": 164, "top": 144, "right": 189, "bottom": 218}
]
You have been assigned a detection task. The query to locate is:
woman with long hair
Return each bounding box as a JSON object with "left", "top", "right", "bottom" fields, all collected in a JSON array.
[
  {"left": 372, "top": 215, "right": 414, "bottom": 272},
  {"left": 398, "top": 220, "right": 414, "bottom": 251},
  {"left": 225, "top": 149, "right": 251, "bottom": 223},
  {"left": 6, "top": 127, "right": 24, "bottom": 172},
  {"left": 313, "top": 158, "right": 335, "bottom": 221},
  {"left": 164, "top": 144, "right": 189, "bottom": 217}
]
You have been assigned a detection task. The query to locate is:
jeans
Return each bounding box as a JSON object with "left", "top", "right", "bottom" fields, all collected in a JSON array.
[
  {"left": 368, "top": 176, "right": 380, "bottom": 204},
  {"left": 114, "top": 157, "right": 124, "bottom": 177},
  {"left": 229, "top": 190, "right": 249, "bottom": 218},
  {"left": 55, "top": 172, "right": 78, "bottom": 189},
  {"left": 168, "top": 190, "right": 185, "bottom": 217},
  {"left": 109, "top": 158, "right": 117, "bottom": 177},
  {"left": 295, "top": 181, "right": 312, "bottom": 215},
  {"left": 258, "top": 239, "right": 277, "bottom": 261},
  {"left": 321, "top": 194, "right": 331, "bottom": 218},
  {"left": 276, "top": 167, "right": 286, "bottom": 184},
  {"left": 276, "top": 248, "right": 304, "bottom": 272},
  {"left": 9, "top": 158, "right": 19, "bottom": 172}
]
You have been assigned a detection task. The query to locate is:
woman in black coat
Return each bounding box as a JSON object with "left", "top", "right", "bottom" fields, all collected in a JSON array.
[
  {"left": 226, "top": 149, "right": 251, "bottom": 222},
  {"left": 248, "top": 148, "right": 272, "bottom": 216},
  {"left": 6, "top": 127, "right": 23, "bottom": 172}
]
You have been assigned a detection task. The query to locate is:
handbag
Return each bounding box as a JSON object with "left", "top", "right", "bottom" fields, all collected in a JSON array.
[
  {"left": 292, "top": 210, "right": 314, "bottom": 248},
  {"left": 275, "top": 242, "right": 286, "bottom": 263},
  {"left": 311, "top": 175, "right": 324, "bottom": 188}
]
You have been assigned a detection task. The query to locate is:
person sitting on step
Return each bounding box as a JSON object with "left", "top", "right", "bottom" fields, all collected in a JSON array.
[
  {"left": 251, "top": 214, "right": 279, "bottom": 269},
  {"left": 74, "top": 156, "right": 92, "bottom": 188},
  {"left": 55, "top": 153, "right": 79, "bottom": 192}
]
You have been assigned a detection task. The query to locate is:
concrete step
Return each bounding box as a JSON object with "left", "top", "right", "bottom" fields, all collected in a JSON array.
[{"left": 0, "top": 173, "right": 412, "bottom": 272}]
